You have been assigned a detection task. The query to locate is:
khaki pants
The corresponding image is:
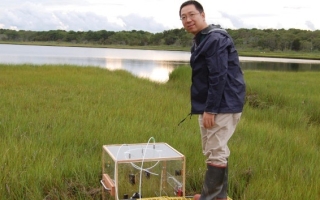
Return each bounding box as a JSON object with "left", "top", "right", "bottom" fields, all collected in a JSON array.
[{"left": 198, "top": 113, "right": 242, "bottom": 166}]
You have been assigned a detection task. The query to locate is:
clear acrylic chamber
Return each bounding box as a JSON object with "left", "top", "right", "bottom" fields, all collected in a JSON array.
[{"left": 101, "top": 143, "right": 186, "bottom": 200}]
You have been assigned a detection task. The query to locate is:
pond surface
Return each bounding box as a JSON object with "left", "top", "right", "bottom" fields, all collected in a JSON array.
[{"left": 1, "top": 44, "right": 320, "bottom": 82}]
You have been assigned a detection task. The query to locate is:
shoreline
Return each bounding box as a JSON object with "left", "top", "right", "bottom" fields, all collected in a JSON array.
[
  {"left": 1, "top": 41, "right": 320, "bottom": 61},
  {"left": 239, "top": 56, "right": 320, "bottom": 64}
]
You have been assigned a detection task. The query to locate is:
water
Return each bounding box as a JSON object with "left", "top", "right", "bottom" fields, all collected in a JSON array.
[
  {"left": 1, "top": 44, "right": 320, "bottom": 82},
  {"left": 240, "top": 57, "right": 320, "bottom": 72}
]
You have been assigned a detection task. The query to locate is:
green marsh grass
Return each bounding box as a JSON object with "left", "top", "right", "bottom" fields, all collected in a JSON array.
[{"left": 0, "top": 64, "right": 319, "bottom": 199}]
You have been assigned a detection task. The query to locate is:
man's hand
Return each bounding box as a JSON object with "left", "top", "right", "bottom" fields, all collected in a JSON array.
[{"left": 203, "top": 112, "right": 215, "bottom": 129}]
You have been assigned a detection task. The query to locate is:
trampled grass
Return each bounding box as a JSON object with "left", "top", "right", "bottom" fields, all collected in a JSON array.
[{"left": 0, "top": 64, "right": 319, "bottom": 199}]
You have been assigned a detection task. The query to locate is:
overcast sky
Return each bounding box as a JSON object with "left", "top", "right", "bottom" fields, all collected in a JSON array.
[{"left": 0, "top": 0, "right": 318, "bottom": 33}]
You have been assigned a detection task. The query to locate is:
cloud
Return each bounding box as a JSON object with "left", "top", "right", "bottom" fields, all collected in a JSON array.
[
  {"left": 305, "top": 21, "right": 315, "bottom": 31},
  {"left": 120, "top": 14, "right": 168, "bottom": 33},
  {"left": 0, "top": 2, "right": 121, "bottom": 31},
  {"left": 0, "top": 1, "right": 166, "bottom": 32},
  {"left": 0, "top": 0, "right": 319, "bottom": 32},
  {"left": 50, "top": 11, "right": 123, "bottom": 31},
  {"left": 218, "top": 12, "right": 247, "bottom": 29}
]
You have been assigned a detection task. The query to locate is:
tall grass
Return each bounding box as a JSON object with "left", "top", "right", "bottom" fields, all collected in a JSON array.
[{"left": 0, "top": 64, "right": 319, "bottom": 199}]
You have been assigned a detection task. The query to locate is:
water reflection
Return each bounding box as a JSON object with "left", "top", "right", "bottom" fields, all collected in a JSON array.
[
  {"left": 0, "top": 44, "right": 189, "bottom": 83},
  {"left": 105, "top": 59, "right": 177, "bottom": 82},
  {"left": 240, "top": 61, "right": 320, "bottom": 72},
  {"left": 1, "top": 55, "right": 181, "bottom": 82},
  {"left": 1, "top": 44, "right": 320, "bottom": 83}
]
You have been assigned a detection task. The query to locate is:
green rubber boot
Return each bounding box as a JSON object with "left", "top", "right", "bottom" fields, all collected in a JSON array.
[{"left": 199, "top": 164, "right": 226, "bottom": 200}]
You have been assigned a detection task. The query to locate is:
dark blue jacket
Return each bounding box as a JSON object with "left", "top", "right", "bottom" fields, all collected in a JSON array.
[{"left": 190, "top": 24, "right": 246, "bottom": 114}]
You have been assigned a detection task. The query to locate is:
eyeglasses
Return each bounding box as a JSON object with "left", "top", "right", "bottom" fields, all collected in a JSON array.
[{"left": 180, "top": 12, "right": 201, "bottom": 22}]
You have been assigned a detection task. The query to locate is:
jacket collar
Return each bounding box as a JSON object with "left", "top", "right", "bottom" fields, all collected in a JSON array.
[
  {"left": 201, "top": 24, "right": 226, "bottom": 34},
  {"left": 193, "top": 24, "right": 227, "bottom": 50}
]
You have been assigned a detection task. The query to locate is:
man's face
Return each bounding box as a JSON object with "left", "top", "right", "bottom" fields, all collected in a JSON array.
[{"left": 180, "top": 4, "right": 206, "bottom": 35}]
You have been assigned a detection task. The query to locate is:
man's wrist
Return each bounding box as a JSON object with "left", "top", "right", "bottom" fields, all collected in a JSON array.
[{"left": 205, "top": 112, "right": 216, "bottom": 115}]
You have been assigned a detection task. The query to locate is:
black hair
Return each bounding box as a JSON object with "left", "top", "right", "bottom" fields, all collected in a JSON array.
[{"left": 179, "top": 0, "right": 204, "bottom": 17}]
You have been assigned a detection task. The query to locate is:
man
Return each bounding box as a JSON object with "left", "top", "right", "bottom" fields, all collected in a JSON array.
[{"left": 179, "top": 1, "right": 246, "bottom": 200}]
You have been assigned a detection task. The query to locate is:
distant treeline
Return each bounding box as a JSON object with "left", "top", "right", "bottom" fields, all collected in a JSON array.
[{"left": 1, "top": 28, "right": 320, "bottom": 52}]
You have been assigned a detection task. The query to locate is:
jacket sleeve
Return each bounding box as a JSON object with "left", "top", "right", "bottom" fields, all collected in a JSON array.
[{"left": 204, "top": 34, "right": 230, "bottom": 113}]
